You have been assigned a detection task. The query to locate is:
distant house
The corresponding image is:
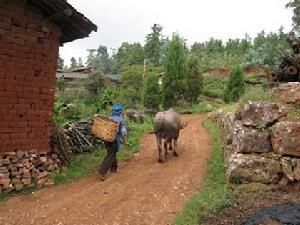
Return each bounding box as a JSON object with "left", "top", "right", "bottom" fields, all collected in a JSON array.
[
  {"left": 0, "top": 0, "right": 97, "bottom": 154},
  {"left": 56, "top": 67, "right": 121, "bottom": 86},
  {"left": 56, "top": 67, "right": 93, "bottom": 84}
]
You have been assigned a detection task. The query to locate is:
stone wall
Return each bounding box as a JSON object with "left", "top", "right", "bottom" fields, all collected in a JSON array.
[
  {"left": 210, "top": 98, "right": 300, "bottom": 185},
  {"left": 0, "top": 151, "right": 60, "bottom": 193}
]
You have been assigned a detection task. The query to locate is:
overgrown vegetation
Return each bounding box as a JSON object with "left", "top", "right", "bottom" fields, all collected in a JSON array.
[
  {"left": 174, "top": 120, "right": 231, "bottom": 225},
  {"left": 143, "top": 73, "right": 161, "bottom": 110},
  {"left": 238, "top": 85, "right": 273, "bottom": 108},
  {"left": 202, "top": 76, "right": 227, "bottom": 99}
]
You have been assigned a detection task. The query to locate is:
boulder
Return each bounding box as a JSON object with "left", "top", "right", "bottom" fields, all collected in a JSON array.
[
  {"left": 232, "top": 121, "right": 272, "bottom": 153},
  {"left": 239, "top": 101, "right": 287, "bottom": 128},
  {"left": 225, "top": 153, "right": 281, "bottom": 184},
  {"left": 271, "top": 122, "right": 300, "bottom": 157},
  {"left": 281, "top": 157, "right": 294, "bottom": 181},
  {"left": 293, "top": 159, "right": 300, "bottom": 181},
  {"left": 272, "top": 82, "right": 300, "bottom": 105}
]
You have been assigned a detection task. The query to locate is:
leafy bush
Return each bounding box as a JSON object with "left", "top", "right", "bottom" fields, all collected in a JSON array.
[
  {"left": 238, "top": 85, "right": 273, "bottom": 108},
  {"left": 56, "top": 78, "right": 65, "bottom": 92},
  {"left": 84, "top": 72, "right": 104, "bottom": 96},
  {"left": 224, "top": 66, "right": 245, "bottom": 103},
  {"left": 143, "top": 73, "right": 161, "bottom": 110},
  {"left": 202, "top": 76, "right": 227, "bottom": 99}
]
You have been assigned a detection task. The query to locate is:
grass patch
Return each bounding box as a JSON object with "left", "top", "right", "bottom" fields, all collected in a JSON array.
[
  {"left": 174, "top": 119, "right": 231, "bottom": 225},
  {"left": 238, "top": 85, "right": 273, "bottom": 108},
  {"left": 53, "top": 149, "right": 105, "bottom": 184},
  {"left": 286, "top": 105, "right": 300, "bottom": 121},
  {"left": 0, "top": 187, "right": 36, "bottom": 202},
  {"left": 202, "top": 76, "right": 227, "bottom": 99},
  {"left": 53, "top": 117, "right": 152, "bottom": 184}
]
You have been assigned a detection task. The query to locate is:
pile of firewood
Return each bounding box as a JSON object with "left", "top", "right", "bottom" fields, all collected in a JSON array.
[
  {"left": 50, "top": 120, "right": 103, "bottom": 166},
  {"left": 270, "top": 36, "right": 300, "bottom": 83},
  {"left": 63, "top": 121, "right": 103, "bottom": 154},
  {"left": 50, "top": 122, "right": 72, "bottom": 166}
]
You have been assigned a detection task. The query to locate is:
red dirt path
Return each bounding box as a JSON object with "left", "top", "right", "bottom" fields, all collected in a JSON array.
[{"left": 0, "top": 114, "right": 211, "bottom": 225}]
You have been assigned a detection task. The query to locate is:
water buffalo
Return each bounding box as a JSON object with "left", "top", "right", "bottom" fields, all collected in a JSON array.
[{"left": 153, "top": 108, "right": 186, "bottom": 163}]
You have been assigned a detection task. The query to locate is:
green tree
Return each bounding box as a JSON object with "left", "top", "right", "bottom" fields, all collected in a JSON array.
[
  {"left": 84, "top": 72, "right": 104, "bottom": 96},
  {"left": 78, "top": 57, "right": 84, "bottom": 67},
  {"left": 186, "top": 55, "right": 203, "bottom": 103},
  {"left": 163, "top": 34, "right": 188, "bottom": 108},
  {"left": 143, "top": 73, "right": 161, "bottom": 110},
  {"left": 286, "top": 0, "right": 300, "bottom": 33},
  {"left": 112, "top": 42, "right": 144, "bottom": 73},
  {"left": 120, "top": 65, "right": 144, "bottom": 106},
  {"left": 224, "top": 66, "right": 245, "bottom": 103},
  {"left": 57, "top": 54, "right": 64, "bottom": 70},
  {"left": 70, "top": 57, "right": 78, "bottom": 69},
  {"left": 144, "top": 24, "right": 163, "bottom": 66}
]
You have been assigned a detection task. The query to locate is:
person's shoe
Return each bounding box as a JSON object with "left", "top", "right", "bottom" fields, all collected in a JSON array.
[{"left": 99, "top": 174, "right": 106, "bottom": 181}]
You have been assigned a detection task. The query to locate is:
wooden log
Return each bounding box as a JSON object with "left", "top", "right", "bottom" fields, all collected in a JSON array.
[{"left": 286, "top": 65, "right": 298, "bottom": 76}]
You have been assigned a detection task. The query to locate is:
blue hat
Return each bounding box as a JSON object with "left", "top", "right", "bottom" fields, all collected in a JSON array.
[{"left": 112, "top": 104, "right": 124, "bottom": 111}]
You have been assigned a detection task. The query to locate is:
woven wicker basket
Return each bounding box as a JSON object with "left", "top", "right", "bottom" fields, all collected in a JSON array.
[{"left": 92, "top": 115, "right": 119, "bottom": 142}]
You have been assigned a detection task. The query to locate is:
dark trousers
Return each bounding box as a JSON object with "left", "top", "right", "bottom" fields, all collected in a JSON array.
[{"left": 99, "top": 142, "right": 118, "bottom": 176}]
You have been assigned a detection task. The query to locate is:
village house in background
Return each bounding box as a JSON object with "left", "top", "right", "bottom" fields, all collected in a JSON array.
[
  {"left": 56, "top": 67, "right": 121, "bottom": 87},
  {"left": 0, "top": 0, "right": 97, "bottom": 192}
]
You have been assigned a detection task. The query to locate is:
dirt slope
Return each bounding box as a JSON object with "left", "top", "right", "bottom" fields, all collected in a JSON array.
[{"left": 0, "top": 114, "right": 211, "bottom": 225}]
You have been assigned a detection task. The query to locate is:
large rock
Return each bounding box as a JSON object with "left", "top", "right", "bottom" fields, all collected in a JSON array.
[
  {"left": 293, "top": 159, "right": 300, "bottom": 181},
  {"left": 239, "top": 101, "right": 287, "bottom": 128},
  {"left": 225, "top": 152, "right": 281, "bottom": 184},
  {"left": 281, "top": 157, "right": 294, "bottom": 181},
  {"left": 272, "top": 122, "right": 300, "bottom": 157},
  {"left": 273, "top": 82, "right": 300, "bottom": 105},
  {"left": 232, "top": 121, "right": 272, "bottom": 153}
]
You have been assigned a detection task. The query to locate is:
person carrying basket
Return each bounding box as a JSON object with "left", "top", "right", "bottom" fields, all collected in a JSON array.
[{"left": 99, "top": 104, "right": 127, "bottom": 181}]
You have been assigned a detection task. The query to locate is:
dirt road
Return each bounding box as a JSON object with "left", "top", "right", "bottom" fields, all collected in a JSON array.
[{"left": 0, "top": 114, "right": 211, "bottom": 225}]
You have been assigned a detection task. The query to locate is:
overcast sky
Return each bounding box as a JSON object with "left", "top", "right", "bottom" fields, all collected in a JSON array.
[{"left": 59, "top": 0, "right": 293, "bottom": 66}]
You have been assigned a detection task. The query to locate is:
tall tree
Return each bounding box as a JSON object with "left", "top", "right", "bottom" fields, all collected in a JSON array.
[
  {"left": 86, "top": 48, "right": 104, "bottom": 71},
  {"left": 70, "top": 57, "right": 78, "bottom": 69},
  {"left": 144, "top": 24, "right": 163, "bottom": 66},
  {"left": 162, "top": 34, "right": 188, "bottom": 108},
  {"left": 186, "top": 55, "right": 203, "bottom": 103},
  {"left": 286, "top": 0, "right": 300, "bottom": 33},
  {"left": 57, "top": 54, "right": 64, "bottom": 70},
  {"left": 112, "top": 42, "right": 144, "bottom": 72},
  {"left": 78, "top": 57, "right": 84, "bottom": 67},
  {"left": 224, "top": 66, "right": 245, "bottom": 103}
]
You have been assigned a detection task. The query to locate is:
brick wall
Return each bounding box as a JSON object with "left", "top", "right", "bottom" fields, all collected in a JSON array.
[{"left": 0, "top": 0, "right": 61, "bottom": 153}]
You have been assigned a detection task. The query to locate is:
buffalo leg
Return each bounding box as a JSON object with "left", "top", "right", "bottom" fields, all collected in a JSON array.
[
  {"left": 173, "top": 138, "right": 178, "bottom": 157},
  {"left": 156, "top": 135, "right": 163, "bottom": 163},
  {"left": 164, "top": 139, "right": 169, "bottom": 161},
  {"left": 168, "top": 139, "right": 173, "bottom": 151}
]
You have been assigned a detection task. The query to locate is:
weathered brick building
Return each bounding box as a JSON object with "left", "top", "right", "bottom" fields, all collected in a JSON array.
[
  {"left": 0, "top": 0, "right": 97, "bottom": 192},
  {"left": 0, "top": 0, "right": 97, "bottom": 153}
]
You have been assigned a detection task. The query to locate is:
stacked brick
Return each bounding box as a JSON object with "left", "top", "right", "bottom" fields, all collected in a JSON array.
[
  {"left": 0, "top": 0, "right": 61, "bottom": 154},
  {"left": 0, "top": 150, "right": 60, "bottom": 193}
]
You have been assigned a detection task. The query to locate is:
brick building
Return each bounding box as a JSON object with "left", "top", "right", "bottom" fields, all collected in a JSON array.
[{"left": 0, "top": 0, "right": 96, "bottom": 191}]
